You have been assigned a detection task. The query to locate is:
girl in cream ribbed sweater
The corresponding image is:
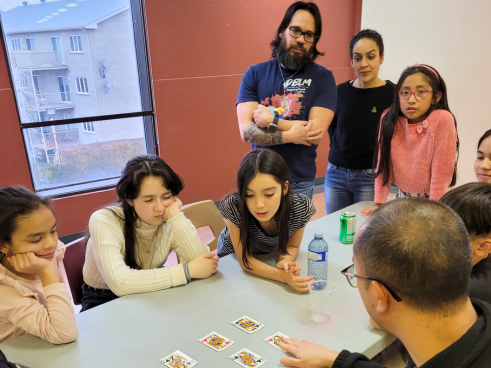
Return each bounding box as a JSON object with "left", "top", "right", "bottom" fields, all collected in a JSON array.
[{"left": 81, "top": 155, "right": 218, "bottom": 311}]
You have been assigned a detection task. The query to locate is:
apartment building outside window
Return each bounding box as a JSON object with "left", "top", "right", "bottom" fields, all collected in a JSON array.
[{"left": 0, "top": 0, "right": 156, "bottom": 196}]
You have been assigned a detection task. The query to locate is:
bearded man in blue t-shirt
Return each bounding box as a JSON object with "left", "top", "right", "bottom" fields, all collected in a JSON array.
[{"left": 236, "top": 1, "right": 337, "bottom": 198}]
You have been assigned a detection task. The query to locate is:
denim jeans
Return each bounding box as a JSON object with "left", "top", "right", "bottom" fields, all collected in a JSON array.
[
  {"left": 324, "top": 163, "right": 375, "bottom": 214},
  {"left": 80, "top": 283, "right": 119, "bottom": 312},
  {"left": 290, "top": 180, "right": 314, "bottom": 199}
]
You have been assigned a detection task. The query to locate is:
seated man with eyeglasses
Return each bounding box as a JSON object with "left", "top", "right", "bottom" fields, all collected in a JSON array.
[
  {"left": 440, "top": 182, "right": 491, "bottom": 304},
  {"left": 236, "top": 1, "right": 336, "bottom": 199},
  {"left": 279, "top": 198, "right": 491, "bottom": 368}
]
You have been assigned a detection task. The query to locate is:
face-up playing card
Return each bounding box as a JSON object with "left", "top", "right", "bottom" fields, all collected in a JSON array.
[
  {"left": 264, "top": 332, "right": 289, "bottom": 352},
  {"left": 230, "top": 315, "right": 265, "bottom": 334},
  {"left": 198, "top": 331, "right": 235, "bottom": 352},
  {"left": 160, "top": 350, "right": 197, "bottom": 368},
  {"left": 229, "top": 348, "right": 268, "bottom": 368}
]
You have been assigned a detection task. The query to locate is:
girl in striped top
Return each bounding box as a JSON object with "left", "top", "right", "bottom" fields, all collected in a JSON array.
[{"left": 217, "top": 149, "right": 316, "bottom": 293}]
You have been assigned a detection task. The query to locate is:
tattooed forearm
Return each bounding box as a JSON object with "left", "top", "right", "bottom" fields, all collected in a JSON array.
[{"left": 243, "top": 124, "right": 283, "bottom": 146}]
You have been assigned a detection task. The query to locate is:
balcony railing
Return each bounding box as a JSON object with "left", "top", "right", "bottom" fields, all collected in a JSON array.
[
  {"left": 10, "top": 51, "right": 68, "bottom": 69},
  {"left": 30, "top": 128, "right": 80, "bottom": 148},
  {"left": 23, "top": 90, "right": 74, "bottom": 111}
]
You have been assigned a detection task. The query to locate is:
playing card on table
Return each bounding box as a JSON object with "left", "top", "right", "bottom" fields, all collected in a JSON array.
[
  {"left": 229, "top": 348, "right": 268, "bottom": 368},
  {"left": 159, "top": 350, "right": 197, "bottom": 368},
  {"left": 264, "top": 332, "right": 289, "bottom": 352},
  {"left": 230, "top": 315, "right": 265, "bottom": 334},
  {"left": 198, "top": 331, "right": 235, "bottom": 352}
]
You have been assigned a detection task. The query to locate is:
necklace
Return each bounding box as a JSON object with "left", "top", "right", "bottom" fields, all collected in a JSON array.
[{"left": 278, "top": 61, "right": 300, "bottom": 93}]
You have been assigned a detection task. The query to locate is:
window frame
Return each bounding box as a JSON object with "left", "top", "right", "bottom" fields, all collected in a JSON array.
[
  {"left": 10, "top": 38, "right": 20, "bottom": 51},
  {"left": 25, "top": 37, "right": 35, "bottom": 50},
  {"left": 0, "top": 0, "right": 157, "bottom": 198},
  {"left": 82, "top": 121, "right": 95, "bottom": 133},
  {"left": 68, "top": 35, "right": 82, "bottom": 53},
  {"left": 75, "top": 77, "right": 89, "bottom": 94}
]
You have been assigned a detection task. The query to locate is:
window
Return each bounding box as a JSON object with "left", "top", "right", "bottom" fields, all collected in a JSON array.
[
  {"left": 25, "top": 37, "right": 35, "bottom": 50},
  {"left": 69, "top": 35, "right": 82, "bottom": 52},
  {"left": 11, "top": 38, "right": 20, "bottom": 50},
  {"left": 1, "top": 0, "right": 156, "bottom": 196},
  {"left": 57, "top": 76, "right": 71, "bottom": 102},
  {"left": 32, "top": 75, "right": 45, "bottom": 99},
  {"left": 82, "top": 121, "right": 95, "bottom": 132},
  {"left": 76, "top": 77, "right": 89, "bottom": 94}
]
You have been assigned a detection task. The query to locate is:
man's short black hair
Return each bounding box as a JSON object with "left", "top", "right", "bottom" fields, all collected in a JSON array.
[
  {"left": 440, "top": 182, "right": 491, "bottom": 238},
  {"left": 354, "top": 198, "right": 472, "bottom": 314},
  {"left": 270, "top": 1, "right": 324, "bottom": 61}
]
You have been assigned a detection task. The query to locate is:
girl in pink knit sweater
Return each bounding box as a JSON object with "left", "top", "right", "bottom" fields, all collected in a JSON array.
[
  {"left": 361, "top": 65, "right": 459, "bottom": 216},
  {"left": 0, "top": 187, "right": 78, "bottom": 344}
]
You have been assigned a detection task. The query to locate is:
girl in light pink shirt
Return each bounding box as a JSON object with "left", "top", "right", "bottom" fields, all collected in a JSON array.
[
  {"left": 0, "top": 187, "right": 78, "bottom": 344},
  {"left": 361, "top": 65, "right": 459, "bottom": 216}
]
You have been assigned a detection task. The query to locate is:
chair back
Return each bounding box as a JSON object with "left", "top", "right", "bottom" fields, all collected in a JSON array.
[
  {"left": 63, "top": 237, "right": 85, "bottom": 305},
  {"left": 181, "top": 200, "right": 225, "bottom": 251}
]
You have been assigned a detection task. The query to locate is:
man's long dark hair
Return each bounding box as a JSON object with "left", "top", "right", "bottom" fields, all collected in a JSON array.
[
  {"left": 84, "top": 155, "right": 184, "bottom": 270},
  {"left": 230, "top": 149, "right": 292, "bottom": 269},
  {"left": 270, "top": 1, "right": 324, "bottom": 61},
  {"left": 373, "top": 65, "right": 459, "bottom": 187}
]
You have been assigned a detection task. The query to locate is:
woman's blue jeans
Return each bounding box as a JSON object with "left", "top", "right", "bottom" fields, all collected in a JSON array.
[{"left": 323, "top": 163, "right": 375, "bottom": 215}]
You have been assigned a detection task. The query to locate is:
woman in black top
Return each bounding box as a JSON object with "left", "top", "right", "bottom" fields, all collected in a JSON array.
[{"left": 325, "top": 29, "right": 395, "bottom": 214}]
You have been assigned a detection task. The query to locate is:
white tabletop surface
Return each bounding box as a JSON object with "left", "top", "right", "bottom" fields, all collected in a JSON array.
[{"left": 1, "top": 201, "right": 396, "bottom": 367}]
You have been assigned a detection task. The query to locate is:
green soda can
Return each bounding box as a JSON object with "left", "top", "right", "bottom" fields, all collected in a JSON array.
[{"left": 339, "top": 212, "right": 356, "bottom": 244}]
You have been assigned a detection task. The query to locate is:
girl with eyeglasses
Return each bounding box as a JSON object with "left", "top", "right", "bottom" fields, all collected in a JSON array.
[
  {"left": 0, "top": 187, "right": 78, "bottom": 344},
  {"left": 217, "top": 149, "right": 316, "bottom": 293},
  {"left": 361, "top": 65, "right": 458, "bottom": 216}
]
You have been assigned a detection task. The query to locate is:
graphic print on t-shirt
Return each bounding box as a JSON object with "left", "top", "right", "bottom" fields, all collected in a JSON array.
[{"left": 261, "top": 77, "right": 312, "bottom": 118}]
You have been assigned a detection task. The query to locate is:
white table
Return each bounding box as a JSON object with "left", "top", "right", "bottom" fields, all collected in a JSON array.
[{"left": 1, "top": 202, "right": 395, "bottom": 367}]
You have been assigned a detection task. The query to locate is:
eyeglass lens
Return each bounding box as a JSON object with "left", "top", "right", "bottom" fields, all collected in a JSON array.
[
  {"left": 289, "top": 27, "right": 315, "bottom": 43},
  {"left": 348, "top": 265, "right": 357, "bottom": 287},
  {"left": 399, "top": 90, "right": 429, "bottom": 100}
]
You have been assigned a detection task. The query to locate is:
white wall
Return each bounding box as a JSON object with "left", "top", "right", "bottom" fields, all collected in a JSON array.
[{"left": 361, "top": 0, "right": 491, "bottom": 185}]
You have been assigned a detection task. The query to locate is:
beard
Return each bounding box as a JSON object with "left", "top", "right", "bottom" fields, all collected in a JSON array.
[{"left": 276, "top": 36, "right": 313, "bottom": 72}]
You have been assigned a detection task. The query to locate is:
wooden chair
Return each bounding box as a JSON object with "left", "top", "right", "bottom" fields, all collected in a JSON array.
[
  {"left": 63, "top": 237, "right": 85, "bottom": 305},
  {"left": 181, "top": 200, "right": 225, "bottom": 251}
]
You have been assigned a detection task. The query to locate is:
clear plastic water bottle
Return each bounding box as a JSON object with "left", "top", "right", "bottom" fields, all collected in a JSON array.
[{"left": 308, "top": 232, "right": 328, "bottom": 287}]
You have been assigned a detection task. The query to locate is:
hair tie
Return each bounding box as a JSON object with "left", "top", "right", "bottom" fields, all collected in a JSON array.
[{"left": 414, "top": 64, "right": 439, "bottom": 82}]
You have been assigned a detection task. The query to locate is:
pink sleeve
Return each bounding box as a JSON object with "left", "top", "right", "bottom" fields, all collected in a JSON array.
[
  {"left": 0, "top": 283, "right": 78, "bottom": 344},
  {"left": 429, "top": 114, "right": 457, "bottom": 200},
  {"left": 373, "top": 110, "right": 393, "bottom": 204}
]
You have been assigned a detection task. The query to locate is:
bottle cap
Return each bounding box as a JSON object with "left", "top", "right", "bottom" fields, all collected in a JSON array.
[{"left": 314, "top": 232, "right": 323, "bottom": 238}]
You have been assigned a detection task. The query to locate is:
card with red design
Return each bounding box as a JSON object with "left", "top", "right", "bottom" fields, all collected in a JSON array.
[
  {"left": 198, "top": 331, "right": 235, "bottom": 352},
  {"left": 230, "top": 315, "right": 265, "bottom": 334}
]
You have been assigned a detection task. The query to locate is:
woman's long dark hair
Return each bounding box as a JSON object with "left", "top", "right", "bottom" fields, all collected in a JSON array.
[
  {"left": 85, "top": 155, "right": 184, "bottom": 270},
  {"left": 373, "top": 65, "right": 459, "bottom": 187},
  {"left": 230, "top": 149, "right": 292, "bottom": 270},
  {"left": 270, "top": 1, "right": 324, "bottom": 61},
  {"left": 0, "top": 186, "right": 51, "bottom": 261}
]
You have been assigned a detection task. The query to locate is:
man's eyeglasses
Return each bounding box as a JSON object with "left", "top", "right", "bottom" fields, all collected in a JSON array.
[
  {"left": 398, "top": 89, "right": 433, "bottom": 101},
  {"left": 287, "top": 26, "right": 316, "bottom": 43},
  {"left": 341, "top": 264, "right": 402, "bottom": 302}
]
